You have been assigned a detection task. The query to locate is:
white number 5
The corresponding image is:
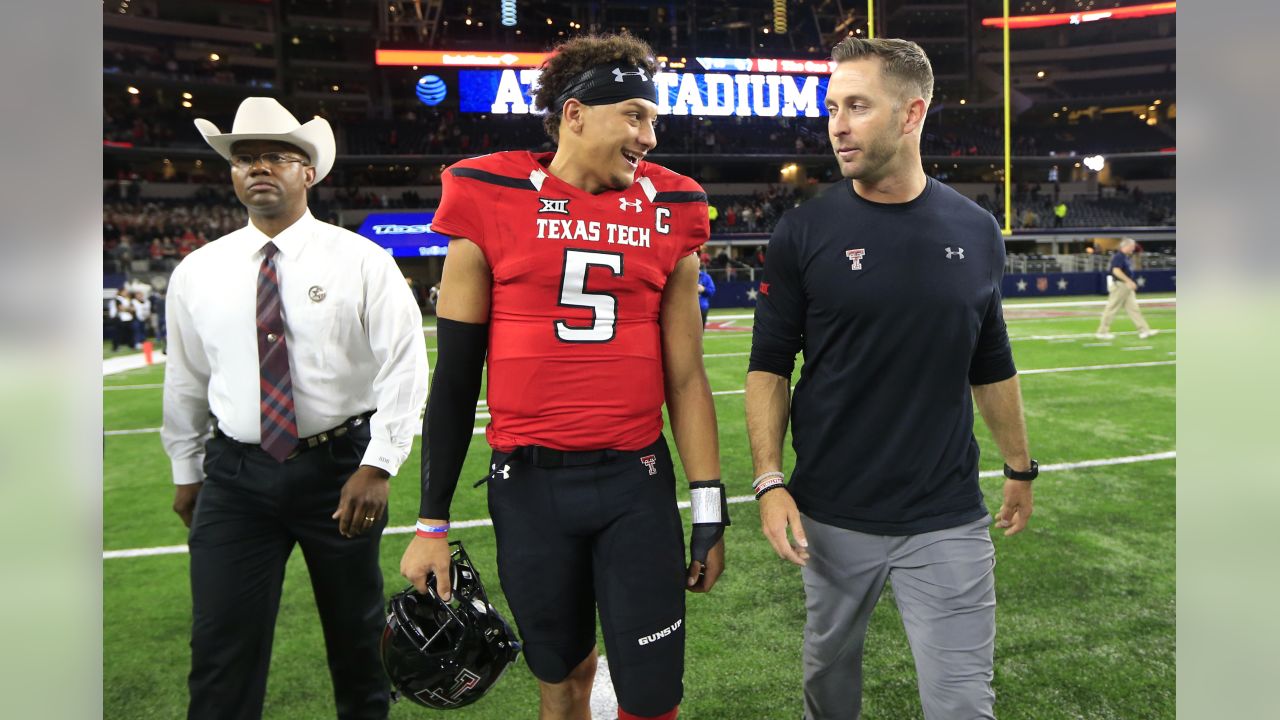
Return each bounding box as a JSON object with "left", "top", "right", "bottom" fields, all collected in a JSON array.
[{"left": 555, "top": 249, "right": 624, "bottom": 343}]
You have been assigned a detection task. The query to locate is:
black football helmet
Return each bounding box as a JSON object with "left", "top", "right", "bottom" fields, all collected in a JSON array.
[{"left": 381, "top": 541, "right": 521, "bottom": 710}]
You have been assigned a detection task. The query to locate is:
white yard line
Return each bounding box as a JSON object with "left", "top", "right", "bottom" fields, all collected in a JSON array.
[
  {"left": 589, "top": 656, "right": 618, "bottom": 720},
  {"left": 104, "top": 384, "right": 164, "bottom": 391},
  {"left": 1010, "top": 329, "right": 1174, "bottom": 342},
  {"left": 104, "top": 427, "right": 164, "bottom": 436},
  {"left": 103, "top": 360, "right": 1176, "bottom": 437},
  {"left": 103, "top": 450, "right": 1174, "bottom": 560},
  {"left": 1019, "top": 360, "right": 1174, "bottom": 374},
  {"left": 1120, "top": 346, "right": 1154, "bottom": 351}
]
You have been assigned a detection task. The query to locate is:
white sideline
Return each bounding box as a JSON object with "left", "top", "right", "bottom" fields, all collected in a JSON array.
[
  {"left": 103, "top": 450, "right": 1173, "bottom": 560},
  {"left": 707, "top": 297, "right": 1175, "bottom": 322},
  {"left": 104, "top": 332, "right": 1174, "bottom": 391},
  {"left": 106, "top": 298, "right": 1176, "bottom": 375},
  {"left": 103, "top": 351, "right": 167, "bottom": 376},
  {"left": 105, "top": 330, "right": 1175, "bottom": 387},
  {"left": 102, "top": 360, "right": 1177, "bottom": 437}
]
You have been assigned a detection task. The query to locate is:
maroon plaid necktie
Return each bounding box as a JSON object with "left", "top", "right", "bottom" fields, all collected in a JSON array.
[{"left": 257, "top": 242, "right": 298, "bottom": 462}]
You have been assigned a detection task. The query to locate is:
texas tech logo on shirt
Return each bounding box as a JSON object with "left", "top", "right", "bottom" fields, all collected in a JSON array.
[
  {"left": 846, "top": 248, "right": 866, "bottom": 270},
  {"left": 539, "top": 198, "right": 571, "bottom": 214}
]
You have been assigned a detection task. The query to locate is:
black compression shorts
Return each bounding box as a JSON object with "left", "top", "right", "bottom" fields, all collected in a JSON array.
[{"left": 485, "top": 435, "right": 685, "bottom": 717}]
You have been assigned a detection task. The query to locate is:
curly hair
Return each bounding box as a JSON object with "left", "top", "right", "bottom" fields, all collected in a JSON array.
[{"left": 533, "top": 32, "right": 658, "bottom": 143}]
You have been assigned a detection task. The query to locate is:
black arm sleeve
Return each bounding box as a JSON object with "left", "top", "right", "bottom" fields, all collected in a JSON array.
[
  {"left": 748, "top": 214, "right": 806, "bottom": 378},
  {"left": 969, "top": 222, "right": 1017, "bottom": 385},
  {"left": 419, "top": 318, "right": 488, "bottom": 519}
]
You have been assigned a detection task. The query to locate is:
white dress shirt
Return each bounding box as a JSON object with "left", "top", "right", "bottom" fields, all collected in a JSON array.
[{"left": 162, "top": 210, "right": 429, "bottom": 485}]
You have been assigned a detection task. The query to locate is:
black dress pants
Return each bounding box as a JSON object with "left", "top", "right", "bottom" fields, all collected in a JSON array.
[{"left": 186, "top": 425, "right": 389, "bottom": 720}]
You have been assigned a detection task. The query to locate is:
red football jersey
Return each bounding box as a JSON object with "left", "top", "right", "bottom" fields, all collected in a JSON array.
[{"left": 431, "top": 151, "right": 709, "bottom": 452}]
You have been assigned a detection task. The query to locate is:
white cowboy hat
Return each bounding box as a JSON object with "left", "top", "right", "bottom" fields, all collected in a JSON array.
[{"left": 194, "top": 97, "right": 335, "bottom": 183}]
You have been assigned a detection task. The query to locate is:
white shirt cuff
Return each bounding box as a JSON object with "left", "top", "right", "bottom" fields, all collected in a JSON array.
[
  {"left": 172, "top": 457, "right": 205, "bottom": 486},
  {"left": 361, "top": 438, "right": 404, "bottom": 477}
]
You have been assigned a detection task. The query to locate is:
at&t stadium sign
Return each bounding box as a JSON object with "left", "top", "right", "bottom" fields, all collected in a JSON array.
[{"left": 456, "top": 69, "right": 831, "bottom": 117}]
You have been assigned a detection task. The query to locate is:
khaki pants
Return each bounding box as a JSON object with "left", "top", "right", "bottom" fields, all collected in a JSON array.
[{"left": 1098, "top": 280, "right": 1151, "bottom": 334}]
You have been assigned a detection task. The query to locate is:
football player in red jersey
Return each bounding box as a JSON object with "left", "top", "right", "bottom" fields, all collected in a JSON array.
[{"left": 399, "top": 33, "right": 726, "bottom": 720}]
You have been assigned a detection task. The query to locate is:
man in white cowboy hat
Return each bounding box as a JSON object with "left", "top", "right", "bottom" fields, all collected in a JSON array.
[{"left": 161, "top": 97, "right": 429, "bottom": 720}]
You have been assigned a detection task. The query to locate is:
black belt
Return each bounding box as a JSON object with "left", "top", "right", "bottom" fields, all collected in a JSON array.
[
  {"left": 213, "top": 411, "right": 374, "bottom": 460},
  {"left": 514, "top": 445, "right": 626, "bottom": 468}
]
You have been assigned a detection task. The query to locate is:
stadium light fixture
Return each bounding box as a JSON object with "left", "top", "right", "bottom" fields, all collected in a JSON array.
[
  {"left": 1036, "top": 70, "right": 1045, "bottom": 78},
  {"left": 181, "top": 101, "right": 192, "bottom": 108},
  {"left": 182, "top": 92, "right": 192, "bottom": 99},
  {"left": 209, "top": 53, "right": 220, "bottom": 62},
  {"left": 127, "top": 86, "right": 139, "bottom": 95},
  {"left": 959, "top": 98, "right": 966, "bottom": 105},
  {"left": 501, "top": 0, "right": 517, "bottom": 27},
  {"left": 1083, "top": 154, "right": 1105, "bottom": 171}
]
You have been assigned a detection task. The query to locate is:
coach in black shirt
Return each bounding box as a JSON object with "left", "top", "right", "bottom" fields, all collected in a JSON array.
[{"left": 746, "top": 38, "right": 1036, "bottom": 720}]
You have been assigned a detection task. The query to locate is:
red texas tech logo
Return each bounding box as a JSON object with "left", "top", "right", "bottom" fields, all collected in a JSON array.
[
  {"left": 640, "top": 454, "right": 658, "bottom": 476},
  {"left": 845, "top": 248, "right": 866, "bottom": 270},
  {"left": 421, "top": 669, "right": 482, "bottom": 706}
]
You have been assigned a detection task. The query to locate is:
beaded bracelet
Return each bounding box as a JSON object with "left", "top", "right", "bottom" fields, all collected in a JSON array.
[
  {"left": 753, "top": 470, "right": 785, "bottom": 492},
  {"left": 754, "top": 477, "right": 786, "bottom": 500},
  {"left": 752, "top": 476, "right": 783, "bottom": 499}
]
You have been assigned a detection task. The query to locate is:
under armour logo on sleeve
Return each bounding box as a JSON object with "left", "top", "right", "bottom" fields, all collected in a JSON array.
[{"left": 945, "top": 247, "right": 965, "bottom": 260}]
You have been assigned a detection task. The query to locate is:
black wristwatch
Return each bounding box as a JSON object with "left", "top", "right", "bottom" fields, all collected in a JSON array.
[{"left": 1003, "top": 459, "right": 1039, "bottom": 481}]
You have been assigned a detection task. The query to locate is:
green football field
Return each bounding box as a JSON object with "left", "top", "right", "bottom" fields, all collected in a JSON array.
[{"left": 103, "top": 294, "right": 1176, "bottom": 719}]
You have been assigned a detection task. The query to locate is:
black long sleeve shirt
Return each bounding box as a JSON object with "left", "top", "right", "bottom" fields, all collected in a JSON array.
[{"left": 749, "top": 178, "right": 1016, "bottom": 535}]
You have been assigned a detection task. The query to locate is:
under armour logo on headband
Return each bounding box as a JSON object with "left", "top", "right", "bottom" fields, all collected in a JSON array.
[
  {"left": 554, "top": 63, "right": 658, "bottom": 109},
  {"left": 612, "top": 67, "right": 649, "bottom": 83}
]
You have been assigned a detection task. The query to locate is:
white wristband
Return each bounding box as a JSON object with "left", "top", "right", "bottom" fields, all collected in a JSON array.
[{"left": 690, "top": 486, "right": 724, "bottom": 525}]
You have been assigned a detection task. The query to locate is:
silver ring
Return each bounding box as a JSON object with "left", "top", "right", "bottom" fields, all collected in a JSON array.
[{"left": 364, "top": 515, "right": 376, "bottom": 522}]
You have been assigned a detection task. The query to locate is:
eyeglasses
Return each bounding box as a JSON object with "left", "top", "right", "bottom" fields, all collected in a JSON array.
[{"left": 229, "top": 152, "right": 310, "bottom": 169}]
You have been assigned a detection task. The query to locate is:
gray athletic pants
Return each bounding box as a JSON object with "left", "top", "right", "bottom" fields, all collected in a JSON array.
[{"left": 800, "top": 514, "right": 997, "bottom": 720}]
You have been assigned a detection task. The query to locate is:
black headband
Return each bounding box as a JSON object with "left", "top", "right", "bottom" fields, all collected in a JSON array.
[{"left": 552, "top": 63, "right": 658, "bottom": 110}]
